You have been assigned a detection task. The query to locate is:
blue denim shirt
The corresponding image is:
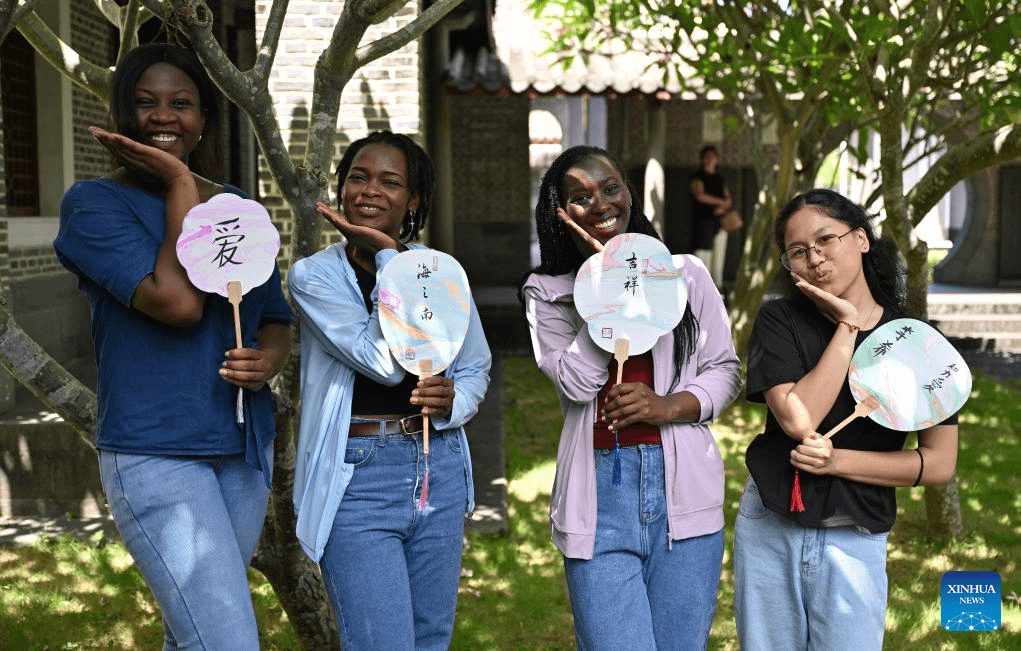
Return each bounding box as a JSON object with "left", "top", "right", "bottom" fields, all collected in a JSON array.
[
  {"left": 288, "top": 242, "right": 490, "bottom": 563},
  {"left": 55, "top": 179, "right": 294, "bottom": 486}
]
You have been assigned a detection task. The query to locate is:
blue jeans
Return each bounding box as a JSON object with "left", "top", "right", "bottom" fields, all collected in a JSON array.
[
  {"left": 563, "top": 445, "right": 724, "bottom": 651},
  {"left": 99, "top": 448, "right": 271, "bottom": 651},
  {"left": 320, "top": 428, "right": 468, "bottom": 651},
  {"left": 733, "top": 477, "right": 888, "bottom": 651}
]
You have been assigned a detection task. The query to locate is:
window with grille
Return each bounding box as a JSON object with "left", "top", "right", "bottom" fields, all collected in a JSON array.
[{"left": 1, "top": 31, "right": 40, "bottom": 216}]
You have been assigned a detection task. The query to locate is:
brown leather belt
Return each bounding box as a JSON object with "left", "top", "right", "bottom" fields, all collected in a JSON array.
[{"left": 348, "top": 415, "right": 426, "bottom": 437}]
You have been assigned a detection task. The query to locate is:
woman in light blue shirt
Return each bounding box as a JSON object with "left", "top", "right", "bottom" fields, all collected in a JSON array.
[{"left": 288, "top": 131, "right": 490, "bottom": 650}]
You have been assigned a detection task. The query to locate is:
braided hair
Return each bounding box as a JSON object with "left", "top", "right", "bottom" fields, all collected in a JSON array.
[
  {"left": 774, "top": 188, "right": 907, "bottom": 310},
  {"left": 523, "top": 145, "right": 700, "bottom": 388},
  {"left": 334, "top": 131, "right": 434, "bottom": 242}
]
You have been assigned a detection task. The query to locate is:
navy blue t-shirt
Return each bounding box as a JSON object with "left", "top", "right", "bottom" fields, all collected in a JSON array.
[{"left": 55, "top": 178, "right": 293, "bottom": 481}]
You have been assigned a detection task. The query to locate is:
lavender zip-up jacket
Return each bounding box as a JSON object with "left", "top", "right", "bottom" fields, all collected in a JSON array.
[{"left": 521, "top": 254, "right": 742, "bottom": 559}]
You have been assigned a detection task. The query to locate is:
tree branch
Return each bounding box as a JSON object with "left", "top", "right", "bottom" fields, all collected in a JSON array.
[
  {"left": 355, "top": 0, "right": 464, "bottom": 67},
  {"left": 0, "top": 0, "right": 38, "bottom": 40},
  {"left": 94, "top": 0, "right": 156, "bottom": 29},
  {"left": 253, "top": 0, "right": 289, "bottom": 82},
  {"left": 0, "top": 305, "right": 97, "bottom": 446},
  {"left": 908, "top": 122, "right": 1021, "bottom": 223},
  {"left": 16, "top": 11, "right": 111, "bottom": 100},
  {"left": 115, "top": 0, "right": 142, "bottom": 63}
]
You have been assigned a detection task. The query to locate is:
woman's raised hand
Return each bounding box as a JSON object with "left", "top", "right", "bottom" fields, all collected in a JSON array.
[
  {"left": 90, "top": 126, "right": 191, "bottom": 187},
  {"left": 790, "top": 271, "right": 859, "bottom": 326},
  {"left": 557, "top": 207, "right": 604, "bottom": 256},
  {"left": 315, "top": 202, "right": 401, "bottom": 255}
]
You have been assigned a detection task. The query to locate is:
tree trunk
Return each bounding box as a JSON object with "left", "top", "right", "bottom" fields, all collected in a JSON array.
[
  {"left": 924, "top": 471, "right": 966, "bottom": 538},
  {"left": 250, "top": 414, "right": 341, "bottom": 649},
  {"left": 248, "top": 322, "right": 341, "bottom": 648},
  {"left": 728, "top": 203, "right": 781, "bottom": 359},
  {"left": 903, "top": 250, "right": 966, "bottom": 539}
]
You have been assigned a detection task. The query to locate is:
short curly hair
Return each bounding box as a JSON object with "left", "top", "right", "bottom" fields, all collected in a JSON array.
[{"left": 334, "top": 131, "right": 434, "bottom": 242}]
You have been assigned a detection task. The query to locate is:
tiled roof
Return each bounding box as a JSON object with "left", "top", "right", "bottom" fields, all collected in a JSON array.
[{"left": 445, "top": 0, "right": 700, "bottom": 97}]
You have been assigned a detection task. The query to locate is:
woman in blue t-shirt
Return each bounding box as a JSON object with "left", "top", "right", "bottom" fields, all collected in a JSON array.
[
  {"left": 54, "top": 44, "right": 293, "bottom": 649},
  {"left": 734, "top": 189, "right": 959, "bottom": 650}
]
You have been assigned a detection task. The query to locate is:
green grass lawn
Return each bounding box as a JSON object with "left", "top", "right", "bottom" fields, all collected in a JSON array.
[{"left": 1, "top": 355, "right": 1018, "bottom": 649}]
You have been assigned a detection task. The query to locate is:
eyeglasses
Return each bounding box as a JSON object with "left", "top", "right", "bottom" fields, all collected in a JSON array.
[{"left": 780, "top": 228, "right": 857, "bottom": 270}]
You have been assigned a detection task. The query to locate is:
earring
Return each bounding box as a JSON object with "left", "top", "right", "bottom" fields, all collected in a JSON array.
[{"left": 408, "top": 209, "right": 417, "bottom": 232}]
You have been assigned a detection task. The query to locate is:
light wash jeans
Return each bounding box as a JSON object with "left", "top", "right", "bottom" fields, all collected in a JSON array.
[
  {"left": 733, "top": 476, "right": 889, "bottom": 651},
  {"left": 563, "top": 444, "right": 724, "bottom": 651},
  {"left": 99, "top": 448, "right": 271, "bottom": 651},
  {"left": 320, "top": 427, "right": 468, "bottom": 651}
]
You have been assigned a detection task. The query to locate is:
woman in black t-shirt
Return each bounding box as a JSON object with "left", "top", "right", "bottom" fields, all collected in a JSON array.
[{"left": 733, "top": 189, "right": 959, "bottom": 651}]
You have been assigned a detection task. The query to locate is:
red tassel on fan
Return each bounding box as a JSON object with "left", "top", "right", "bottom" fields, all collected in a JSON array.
[{"left": 789, "top": 469, "right": 805, "bottom": 512}]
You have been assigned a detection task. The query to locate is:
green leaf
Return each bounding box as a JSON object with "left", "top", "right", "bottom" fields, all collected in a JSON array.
[{"left": 961, "top": 0, "right": 988, "bottom": 28}]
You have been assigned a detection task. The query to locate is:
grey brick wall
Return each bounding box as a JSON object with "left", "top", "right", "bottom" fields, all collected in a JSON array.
[{"left": 449, "top": 93, "right": 531, "bottom": 287}]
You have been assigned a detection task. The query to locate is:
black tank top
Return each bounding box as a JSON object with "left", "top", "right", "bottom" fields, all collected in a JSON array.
[{"left": 349, "top": 248, "right": 418, "bottom": 415}]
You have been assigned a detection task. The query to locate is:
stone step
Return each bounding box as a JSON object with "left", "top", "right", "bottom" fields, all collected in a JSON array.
[
  {"left": 934, "top": 319, "right": 1021, "bottom": 352},
  {"left": 927, "top": 287, "right": 1021, "bottom": 353},
  {"left": 930, "top": 315, "right": 1021, "bottom": 334},
  {"left": 929, "top": 301, "right": 1021, "bottom": 316}
]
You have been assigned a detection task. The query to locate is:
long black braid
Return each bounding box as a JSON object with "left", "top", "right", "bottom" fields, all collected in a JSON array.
[
  {"left": 334, "top": 131, "right": 434, "bottom": 242},
  {"left": 520, "top": 145, "right": 700, "bottom": 391}
]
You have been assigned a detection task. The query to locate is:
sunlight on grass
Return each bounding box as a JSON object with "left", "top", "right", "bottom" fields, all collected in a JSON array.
[{"left": 509, "top": 459, "right": 557, "bottom": 504}]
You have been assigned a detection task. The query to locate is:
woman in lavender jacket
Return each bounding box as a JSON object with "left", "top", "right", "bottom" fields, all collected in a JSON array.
[{"left": 519, "top": 146, "right": 742, "bottom": 650}]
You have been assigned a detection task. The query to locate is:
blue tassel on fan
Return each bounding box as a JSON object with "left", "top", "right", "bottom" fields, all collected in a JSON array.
[{"left": 612, "top": 431, "right": 621, "bottom": 485}]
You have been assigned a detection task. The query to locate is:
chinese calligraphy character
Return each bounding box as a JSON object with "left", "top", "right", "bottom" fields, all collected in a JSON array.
[
  {"left": 923, "top": 363, "right": 960, "bottom": 393},
  {"left": 873, "top": 341, "right": 894, "bottom": 356},
  {"left": 421, "top": 306, "right": 434, "bottom": 321},
  {"left": 624, "top": 276, "right": 639, "bottom": 295},
  {"left": 416, "top": 263, "right": 432, "bottom": 279},
  {"left": 211, "top": 217, "right": 245, "bottom": 267},
  {"left": 895, "top": 325, "right": 914, "bottom": 341},
  {"left": 626, "top": 252, "right": 638, "bottom": 270}
]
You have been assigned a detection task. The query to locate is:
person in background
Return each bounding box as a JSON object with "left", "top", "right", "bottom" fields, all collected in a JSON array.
[
  {"left": 520, "top": 145, "right": 742, "bottom": 650},
  {"left": 288, "top": 131, "right": 491, "bottom": 650},
  {"left": 690, "top": 145, "right": 743, "bottom": 288},
  {"left": 54, "top": 43, "right": 293, "bottom": 649},
  {"left": 733, "top": 188, "right": 959, "bottom": 650}
]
